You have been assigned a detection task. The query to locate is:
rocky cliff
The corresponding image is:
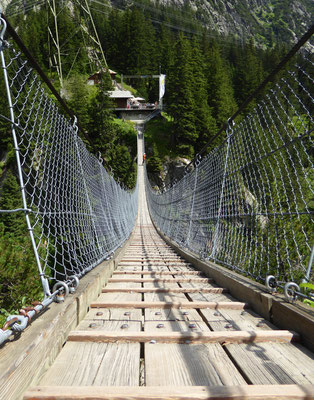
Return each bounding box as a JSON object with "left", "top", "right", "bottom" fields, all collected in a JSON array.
[{"left": 153, "top": 0, "right": 313, "bottom": 46}]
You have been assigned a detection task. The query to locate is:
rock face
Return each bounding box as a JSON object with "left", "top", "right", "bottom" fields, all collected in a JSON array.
[
  {"left": 163, "top": 157, "right": 190, "bottom": 187},
  {"left": 1, "top": 0, "right": 10, "bottom": 12},
  {"left": 153, "top": 0, "right": 313, "bottom": 46}
]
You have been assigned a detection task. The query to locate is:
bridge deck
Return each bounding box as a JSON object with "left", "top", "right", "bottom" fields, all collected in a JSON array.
[{"left": 23, "top": 129, "right": 314, "bottom": 399}]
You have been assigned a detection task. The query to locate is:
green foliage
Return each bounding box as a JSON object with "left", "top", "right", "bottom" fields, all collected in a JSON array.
[
  {"left": 300, "top": 283, "right": 314, "bottom": 308},
  {"left": 144, "top": 114, "right": 178, "bottom": 160},
  {"left": 0, "top": 172, "right": 44, "bottom": 326}
]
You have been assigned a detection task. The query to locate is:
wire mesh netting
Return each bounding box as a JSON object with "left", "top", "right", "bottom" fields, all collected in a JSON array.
[
  {"left": 146, "top": 47, "right": 313, "bottom": 288},
  {"left": 0, "top": 41, "right": 138, "bottom": 296}
]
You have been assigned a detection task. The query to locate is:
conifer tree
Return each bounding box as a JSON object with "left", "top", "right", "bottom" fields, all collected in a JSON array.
[
  {"left": 167, "top": 34, "right": 197, "bottom": 157},
  {"left": 205, "top": 41, "right": 237, "bottom": 129},
  {"left": 189, "top": 38, "right": 217, "bottom": 151},
  {"left": 233, "top": 39, "right": 264, "bottom": 112}
]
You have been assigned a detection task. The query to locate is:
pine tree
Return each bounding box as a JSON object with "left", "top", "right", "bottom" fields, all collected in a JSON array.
[
  {"left": 167, "top": 34, "right": 197, "bottom": 157},
  {"left": 205, "top": 41, "right": 237, "bottom": 129},
  {"left": 189, "top": 39, "right": 217, "bottom": 151},
  {"left": 233, "top": 39, "right": 264, "bottom": 112}
]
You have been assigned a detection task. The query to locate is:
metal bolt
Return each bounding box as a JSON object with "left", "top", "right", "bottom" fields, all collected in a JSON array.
[
  {"left": 89, "top": 323, "right": 97, "bottom": 328},
  {"left": 150, "top": 340, "right": 157, "bottom": 344},
  {"left": 157, "top": 323, "right": 164, "bottom": 328},
  {"left": 124, "top": 312, "right": 131, "bottom": 316},
  {"left": 257, "top": 320, "right": 266, "bottom": 327},
  {"left": 214, "top": 312, "right": 220, "bottom": 316},
  {"left": 155, "top": 311, "right": 161, "bottom": 315},
  {"left": 189, "top": 323, "right": 197, "bottom": 329},
  {"left": 241, "top": 311, "right": 247, "bottom": 316},
  {"left": 121, "top": 323, "right": 129, "bottom": 329},
  {"left": 225, "top": 323, "right": 233, "bottom": 329},
  {"left": 182, "top": 311, "right": 189, "bottom": 316},
  {"left": 96, "top": 312, "right": 103, "bottom": 316}
]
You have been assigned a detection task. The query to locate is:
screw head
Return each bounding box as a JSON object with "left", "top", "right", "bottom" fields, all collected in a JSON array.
[
  {"left": 225, "top": 323, "right": 233, "bottom": 329},
  {"left": 150, "top": 339, "right": 157, "bottom": 344},
  {"left": 121, "top": 323, "right": 129, "bottom": 329},
  {"left": 189, "top": 323, "right": 197, "bottom": 329},
  {"left": 157, "top": 323, "right": 164, "bottom": 328},
  {"left": 96, "top": 312, "right": 103, "bottom": 316},
  {"left": 124, "top": 311, "right": 131, "bottom": 316},
  {"left": 241, "top": 311, "right": 247, "bottom": 316},
  {"left": 182, "top": 311, "right": 189, "bottom": 316},
  {"left": 155, "top": 311, "right": 161, "bottom": 315},
  {"left": 214, "top": 312, "right": 220, "bottom": 316},
  {"left": 89, "top": 323, "right": 97, "bottom": 328}
]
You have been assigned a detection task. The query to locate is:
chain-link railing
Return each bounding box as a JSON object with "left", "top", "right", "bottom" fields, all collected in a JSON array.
[
  {"left": 146, "top": 32, "right": 313, "bottom": 303},
  {"left": 0, "top": 16, "right": 138, "bottom": 342}
]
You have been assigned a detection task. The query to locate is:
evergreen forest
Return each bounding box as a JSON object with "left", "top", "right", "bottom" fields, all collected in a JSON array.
[{"left": 0, "top": 0, "right": 312, "bottom": 324}]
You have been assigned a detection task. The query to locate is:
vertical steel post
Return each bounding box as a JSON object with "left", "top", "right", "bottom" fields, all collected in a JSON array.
[
  {"left": 73, "top": 118, "right": 102, "bottom": 255},
  {"left": 186, "top": 164, "right": 198, "bottom": 248},
  {"left": 0, "top": 17, "right": 51, "bottom": 298},
  {"left": 210, "top": 131, "right": 232, "bottom": 260}
]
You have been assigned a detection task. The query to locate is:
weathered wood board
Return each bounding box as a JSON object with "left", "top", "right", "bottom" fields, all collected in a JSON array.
[
  {"left": 39, "top": 342, "right": 140, "bottom": 386},
  {"left": 23, "top": 384, "right": 314, "bottom": 400}
]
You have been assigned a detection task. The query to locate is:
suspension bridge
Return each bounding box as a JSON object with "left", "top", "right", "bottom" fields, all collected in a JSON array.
[{"left": 0, "top": 10, "right": 314, "bottom": 400}]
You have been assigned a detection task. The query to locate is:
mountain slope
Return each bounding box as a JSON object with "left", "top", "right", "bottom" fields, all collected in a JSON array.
[{"left": 151, "top": 0, "right": 313, "bottom": 46}]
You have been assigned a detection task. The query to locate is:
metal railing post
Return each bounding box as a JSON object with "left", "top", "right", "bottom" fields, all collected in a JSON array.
[
  {"left": 186, "top": 164, "right": 198, "bottom": 248},
  {"left": 0, "top": 17, "right": 51, "bottom": 297},
  {"left": 73, "top": 118, "right": 102, "bottom": 255},
  {"left": 210, "top": 129, "right": 232, "bottom": 260}
]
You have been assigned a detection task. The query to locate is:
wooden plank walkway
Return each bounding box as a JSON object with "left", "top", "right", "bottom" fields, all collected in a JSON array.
[{"left": 23, "top": 130, "right": 314, "bottom": 399}]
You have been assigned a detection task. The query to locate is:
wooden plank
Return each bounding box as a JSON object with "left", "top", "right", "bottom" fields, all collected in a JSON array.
[
  {"left": 23, "top": 385, "right": 314, "bottom": 399},
  {"left": 144, "top": 307, "right": 203, "bottom": 322},
  {"left": 122, "top": 258, "right": 183, "bottom": 261},
  {"left": 145, "top": 343, "right": 246, "bottom": 386},
  {"left": 90, "top": 301, "right": 248, "bottom": 309},
  {"left": 96, "top": 292, "right": 142, "bottom": 303},
  {"left": 39, "top": 342, "right": 140, "bottom": 386},
  {"left": 143, "top": 291, "right": 188, "bottom": 303},
  {"left": 225, "top": 342, "right": 314, "bottom": 384},
  {"left": 144, "top": 320, "right": 209, "bottom": 332},
  {"left": 102, "top": 287, "right": 228, "bottom": 294},
  {"left": 83, "top": 308, "right": 142, "bottom": 321},
  {"left": 199, "top": 308, "right": 277, "bottom": 332},
  {"left": 108, "top": 278, "right": 213, "bottom": 283},
  {"left": 183, "top": 288, "right": 235, "bottom": 304},
  {"left": 67, "top": 330, "right": 299, "bottom": 344},
  {"left": 76, "top": 320, "right": 141, "bottom": 331},
  {"left": 105, "top": 281, "right": 142, "bottom": 289},
  {"left": 113, "top": 271, "right": 203, "bottom": 275}
]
